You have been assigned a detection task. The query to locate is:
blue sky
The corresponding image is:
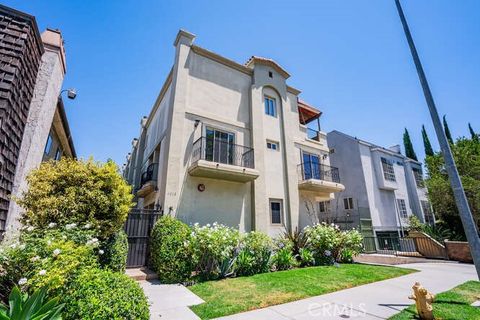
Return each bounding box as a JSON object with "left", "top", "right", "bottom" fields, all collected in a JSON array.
[{"left": 5, "top": 0, "right": 480, "bottom": 166}]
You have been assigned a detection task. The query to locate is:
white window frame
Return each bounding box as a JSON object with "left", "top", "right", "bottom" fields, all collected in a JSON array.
[
  {"left": 266, "top": 140, "right": 279, "bottom": 151},
  {"left": 264, "top": 96, "right": 277, "bottom": 117},
  {"left": 319, "top": 200, "right": 331, "bottom": 213},
  {"left": 343, "top": 197, "right": 354, "bottom": 210},
  {"left": 397, "top": 199, "right": 408, "bottom": 218},
  {"left": 381, "top": 157, "right": 396, "bottom": 182},
  {"left": 269, "top": 199, "right": 283, "bottom": 225}
]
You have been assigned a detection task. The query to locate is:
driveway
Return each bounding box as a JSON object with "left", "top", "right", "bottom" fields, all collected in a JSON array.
[{"left": 214, "top": 262, "right": 477, "bottom": 320}]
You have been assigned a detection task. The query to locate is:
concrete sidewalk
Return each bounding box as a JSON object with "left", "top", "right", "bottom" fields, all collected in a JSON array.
[
  {"left": 139, "top": 280, "right": 203, "bottom": 320},
  {"left": 215, "top": 262, "right": 477, "bottom": 320}
]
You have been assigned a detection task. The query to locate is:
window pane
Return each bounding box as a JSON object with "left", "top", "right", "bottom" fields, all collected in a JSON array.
[
  {"left": 271, "top": 201, "right": 281, "bottom": 224},
  {"left": 44, "top": 134, "right": 52, "bottom": 154},
  {"left": 264, "top": 98, "right": 269, "bottom": 115},
  {"left": 343, "top": 198, "right": 349, "bottom": 210},
  {"left": 348, "top": 198, "right": 354, "bottom": 209}
]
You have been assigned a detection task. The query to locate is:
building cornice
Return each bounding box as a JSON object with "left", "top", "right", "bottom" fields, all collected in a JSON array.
[
  {"left": 191, "top": 45, "right": 253, "bottom": 76},
  {"left": 145, "top": 68, "right": 173, "bottom": 128},
  {"left": 245, "top": 56, "right": 290, "bottom": 79},
  {"left": 287, "top": 85, "right": 301, "bottom": 95},
  {"left": 173, "top": 29, "right": 195, "bottom": 46}
]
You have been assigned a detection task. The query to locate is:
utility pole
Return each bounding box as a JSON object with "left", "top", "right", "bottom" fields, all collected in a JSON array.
[{"left": 395, "top": 0, "right": 480, "bottom": 279}]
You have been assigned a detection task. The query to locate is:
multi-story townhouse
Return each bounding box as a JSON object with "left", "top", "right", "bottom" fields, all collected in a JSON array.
[
  {"left": 124, "top": 30, "right": 345, "bottom": 237},
  {"left": 0, "top": 5, "right": 75, "bottom": 237},
  {"left": 325, "top": 130, "right": 434, "bottom": 240}
]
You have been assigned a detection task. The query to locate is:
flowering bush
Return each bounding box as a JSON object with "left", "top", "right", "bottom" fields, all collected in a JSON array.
[
  {"left": 298, "top": 248, "right": 315, "bottom": 267},
  {"left": 191, "top": 222, "right": 240, "bottom": 280},
  {"left": 304, "top": 223, "right": 363, "bottom": 265},
  {"left": 338, "top": 229, "right": 363, "bottom": 262},
  {"left": 17, "top": 158, "right": 133, "bottom": 238},
  {"left": 150, "top": 216, "right": 193, "bottom": 283},
  {"left": 235, "top": 231, "right": 272, "bottom": 276},
  {"left": 62, "top": 268, "right": 149, "bottom": 320},
  {"left": 0, "top": 230, "right": 98, "bottom": 302}
]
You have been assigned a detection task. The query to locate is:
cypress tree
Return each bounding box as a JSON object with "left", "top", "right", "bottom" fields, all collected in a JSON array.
[
  {"left": 443, "top": 115, "right": 454, "bottom": 144},
  {"left": 403, "top": 128, "right": 418, "bottom": 160},
  {"left": 469, "top": 123, "right": 478, "bottom": 141},
  {"left": 422, "top": 125, "right": 434, "bottom": 157}
]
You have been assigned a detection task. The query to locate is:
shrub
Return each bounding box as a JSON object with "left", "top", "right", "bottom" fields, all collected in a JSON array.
[
  {"left": 281, "top": 228, "right": 307, "bottom": 256},
  {"left": 191, "top": 223, "right": 240, "bottom": 280},
  {"left": 17, "top": 158, "right": 133, "bottom": 238},
  {"left": 150, "top": 216, "right": 193, "bottom": 283},
  {"left": 304, "top": 223, "right": 363, "bottom": 264},
  {"left": 298, "top": 248, "right": 315, "bottom": 267},
  {"left": 0, "top": 230, "right": 98, "bottom": 302},
  {"left": 270, "top": 247, "right": 297, "bottom": 271},
  {"left": 100, "top": 230, "right": 128, "bottom": 272},
  {"left": 62, "top": 268, "right": 149, "bottom": 320},
  {"left": 338, "top": 229, "right": 363, "bottom": 263},
  {"left": 235, "top": 231, "right": 272, "bottom": 276}
]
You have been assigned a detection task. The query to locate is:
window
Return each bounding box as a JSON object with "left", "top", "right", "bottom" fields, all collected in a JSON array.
[
  {"left": 302, "top": 151, "right": 322, "bottom": 180},
  {"left": 412, "top": 168, "right": 424, "bottom": 187},
  {"left": 266, "top": 141, "right": 279, "bottom": 151},
  {"left": 381, "top": 157, "right": 396, "bottom": 181},
  {"left": 319, "top": 200, "right": 331, "bottom": 213},
  {"left": 264, "top": 96, "right": 277, "bottom": 117},
  {"left": 205, "top": 127, "right": 235, "bottom": 165},
  {"left": 270, "top": 200, "right": 283, "bottom": 224},
  {"left": 54, "top": 148, "right": 62, "bottom": 160},
  {"left": 397, "top": 199, "right": 408, "bottom": 218},
  {"left": 268, "top": 71, "right": 273, "bottom": 78},
  {"left": 343, "top": 197, "right": 354, "bottom": 210},
  {"left": 44, "top": 134, "right": 53, "bottom": 155},
  {"left": 421, "top": 200, "right": 435, "bottom": 225}
]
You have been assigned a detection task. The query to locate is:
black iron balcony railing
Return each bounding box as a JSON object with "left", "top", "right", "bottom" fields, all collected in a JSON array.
[
  {"left": 140, "top": 163, "right": 158, "bottom": 186},
  {"left": 191, "top": 137, "right": 254, "bottom": 169},
  {"left": 306, "top": 128, "right": 321, "bottom": 141},
  {"left": 298, "top": 161, "right": 340, "bottom": 183}
]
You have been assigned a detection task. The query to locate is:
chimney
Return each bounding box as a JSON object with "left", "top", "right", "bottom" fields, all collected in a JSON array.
[{"left": 41, "top": 28, "right": 66, "bottom": 75}]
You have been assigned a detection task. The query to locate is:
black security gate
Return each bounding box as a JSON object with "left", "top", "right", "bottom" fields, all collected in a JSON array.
[{"left": 124, "top": 208, "right": 162, "bottom": 267}]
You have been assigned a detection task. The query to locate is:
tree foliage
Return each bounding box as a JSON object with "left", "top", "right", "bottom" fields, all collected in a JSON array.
[
  {"left": 403, "top": 128, "right": 418, "bottom": 161},
  {"left": 469, "top": 123, "right": 478, "bottom": 141},
  {"left": 443, "top": 115, "right": 454, "bottom": 144},
  {"left": 425, "top": 137, "right": 480, "bottom": 238},
  {"left": 18, "top": 158, "right": 133, "bottom": 239},
  {"left": 422, "top": 125, "right": 434, "bottom": 157}
]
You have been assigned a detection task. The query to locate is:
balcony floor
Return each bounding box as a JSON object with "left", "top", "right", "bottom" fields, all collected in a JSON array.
[
  {"left": 188, "top": 160, "right": 259, "bottom": 183},
  {"left": 298, "top": 179, "right": 345, "bottom": 193}
]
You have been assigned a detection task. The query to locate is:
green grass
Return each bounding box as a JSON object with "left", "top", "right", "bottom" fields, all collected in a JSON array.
[
  {"left": 389, "top": 281, "right": 480, "bottom": 320},
  {"left": 189, "top": 264, "right": 416, "bottom": 319}
]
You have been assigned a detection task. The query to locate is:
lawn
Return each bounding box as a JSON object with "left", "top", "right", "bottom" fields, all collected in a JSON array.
[
  {"left": 389, "top": 281, "right": 480, "bottom": 320},
  {"left": 189, "top": 263, "right": 416, "bottom": 319}
]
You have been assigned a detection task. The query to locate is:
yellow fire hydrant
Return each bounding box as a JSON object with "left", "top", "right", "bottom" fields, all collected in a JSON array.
[{"left": 409, "top": 282, "right": 435, "bottom": 320}]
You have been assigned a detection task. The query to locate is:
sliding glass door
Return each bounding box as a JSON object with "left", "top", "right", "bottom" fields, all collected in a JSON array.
[
  {"left": 205, "top": 128, "right": 235, "bottom": 165},
  {"left": 302, "top": 152, "right": 321, "bottom": 180}
]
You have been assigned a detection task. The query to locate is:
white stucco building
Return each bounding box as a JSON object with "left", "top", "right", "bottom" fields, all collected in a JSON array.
[
  {"left": 123, "top": 30, "right": 345, "bottom": 236},
  {"left": 325, "top": 130, "right": 434, "bottom": 239}
]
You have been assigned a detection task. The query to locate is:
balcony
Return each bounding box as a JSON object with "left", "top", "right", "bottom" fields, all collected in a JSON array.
[
  {"left": 306, "top": 128, "right": 321, "bottom": 142},
  {"left": 136, "top": 163, "right": 158, "bottom": 197},
  {"left": 188, "top": 137, "right": 259, "bottom": 182},
  {"left": 297, "top": 162, "right": 345, "bottom": 193}
]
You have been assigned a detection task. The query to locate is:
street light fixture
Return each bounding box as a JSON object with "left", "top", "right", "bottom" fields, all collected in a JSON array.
[{"left": 60, "top": 88, "right": 77, "bottom": 100}]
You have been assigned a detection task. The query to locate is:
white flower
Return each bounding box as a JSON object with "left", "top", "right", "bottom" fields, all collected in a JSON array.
[
  {"left": 27, "top": 226, "right": 35, "bottom": 232},
  {"left": 19, "top": 244, "right": 26, "bottom": 250},
  {"left": 39, "top": 270, "right": 47, "bottom": 276},
  {"left": 9, "top": 243, "right": 17, "bottom": 249},
  {"left": 65, "top": 223, "right": 77, "bottom": 230},
  {"left": 83, "top": 223, "right": 91, "bottom": 229},
  {"left": 18, "top": 278, "right": 27, "bottom": 285},
  {"left": 98, "top": 250, "right": 104, "bottom": 255},
  {"left": 86, "top": 238, "right": 99, "bottom": 247},
  {"left": 48, "top": 222, "right": 57, "bottom": 228},
  {"left": 30, "top": 256, "right": 40, "bottom": 262},
  {"left": 324, "top": 250, "right": 332, "bottom": 256},
  {"left": 53, "top": 249, "right": 61, "bottom": 256}
]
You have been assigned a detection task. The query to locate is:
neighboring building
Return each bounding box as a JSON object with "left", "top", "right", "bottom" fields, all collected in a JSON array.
[
  {"left": 325, "top": 130, "right": 434, "bottom": 239},
  {"left": 0, "top": 5, "right": 75, "bottom": 237},
  {"left": 124, "top": 30, "right": 344, "bottom": 237}
]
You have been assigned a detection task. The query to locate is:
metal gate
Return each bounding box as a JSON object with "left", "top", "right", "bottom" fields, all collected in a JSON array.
[{"left": 124, "top": 208, "right": 162, "bottom": 267}]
